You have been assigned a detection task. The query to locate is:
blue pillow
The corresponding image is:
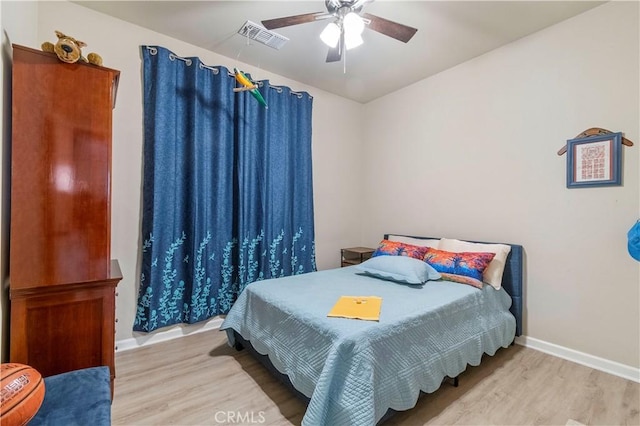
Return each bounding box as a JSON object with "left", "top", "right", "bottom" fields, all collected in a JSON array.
[{"left": 355, "top": 255, "right": 441, "bottom": 285}]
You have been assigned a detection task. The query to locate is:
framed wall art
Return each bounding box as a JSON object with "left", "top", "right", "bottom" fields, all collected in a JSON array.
[{"left": 566, "top": 132, "right": 622, "bottom": 188}]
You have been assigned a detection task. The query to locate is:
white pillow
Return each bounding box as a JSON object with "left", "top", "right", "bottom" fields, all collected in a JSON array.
[
  {"left": 438, "top": 238, "right": 511, "bottom": 290},
  {"left": 387, "top": 235, "right": 440, "bottom": 248}
]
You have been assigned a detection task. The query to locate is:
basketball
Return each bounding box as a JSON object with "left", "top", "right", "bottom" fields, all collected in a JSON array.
[{"left": 0, "top": 363, "right": 46, "bottom": 426}]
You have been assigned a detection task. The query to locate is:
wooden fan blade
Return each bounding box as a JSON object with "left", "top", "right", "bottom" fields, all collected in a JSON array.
[
  {"left": 262, "top": 12, "right": 329, "bottom": 30},
  {"left": 326, "top": 31, "right": 343, "bottom": 63},
  {"left": 362, "top": 13, "right": 418, "bottom": 43}
]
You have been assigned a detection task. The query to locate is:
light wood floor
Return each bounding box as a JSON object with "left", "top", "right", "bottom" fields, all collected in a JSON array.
[{"left": 112, "top": 330, "right": 639, "bottom": 425}]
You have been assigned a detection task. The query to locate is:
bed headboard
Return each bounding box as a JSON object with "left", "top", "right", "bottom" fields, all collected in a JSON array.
[{"left": 383, "top": 234, "right": 523, "bottom": 336}]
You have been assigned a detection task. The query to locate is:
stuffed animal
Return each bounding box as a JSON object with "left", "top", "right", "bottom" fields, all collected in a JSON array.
[{"left": 41, "top": 30, "right": 103, "bottom": 66}]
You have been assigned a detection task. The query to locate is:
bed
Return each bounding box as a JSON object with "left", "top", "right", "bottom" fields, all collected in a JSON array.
[{"left": 220, "top": 235, "right": 523, "bottom": 425}]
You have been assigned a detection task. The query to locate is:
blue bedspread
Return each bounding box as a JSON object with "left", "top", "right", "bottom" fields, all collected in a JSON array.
[{"left": 220, "top": 266, "right": 515, "bottom": 426}]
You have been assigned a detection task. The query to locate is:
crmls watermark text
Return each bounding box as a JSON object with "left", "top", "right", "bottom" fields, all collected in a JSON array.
[{"left": 213, "top": 411, "right": 266, "bottom": 424}]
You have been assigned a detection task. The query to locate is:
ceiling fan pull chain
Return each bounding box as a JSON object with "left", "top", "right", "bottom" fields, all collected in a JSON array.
[
  {"left": 343, "top": 31, "right": 348, "bottom": 74},
  {"left": 343, "top": 46, "right": 347, "bottom": 74}
]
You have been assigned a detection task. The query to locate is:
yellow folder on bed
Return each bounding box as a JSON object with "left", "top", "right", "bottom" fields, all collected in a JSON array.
[{"left": 327, "top": 296, "right": 382, "bottom": 321}]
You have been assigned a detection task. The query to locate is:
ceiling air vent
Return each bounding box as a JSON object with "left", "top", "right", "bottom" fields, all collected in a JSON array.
[{"left": 238, "top": 20, "right": 289, "bottom": 50}]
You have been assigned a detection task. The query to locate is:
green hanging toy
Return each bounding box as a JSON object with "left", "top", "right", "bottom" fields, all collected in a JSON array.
[{"left": 233, "top": 68, "right": 268, "bottom": 109}]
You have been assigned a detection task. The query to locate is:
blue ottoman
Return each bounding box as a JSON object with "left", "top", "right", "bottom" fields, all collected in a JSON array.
[{"left": 30, "top": 366, "right": 111, "bottom": 426}]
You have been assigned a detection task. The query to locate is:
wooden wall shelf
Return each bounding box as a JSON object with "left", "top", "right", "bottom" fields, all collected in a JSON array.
[{"left": 558, "top": 127, "right": 634, "bottom": 156}]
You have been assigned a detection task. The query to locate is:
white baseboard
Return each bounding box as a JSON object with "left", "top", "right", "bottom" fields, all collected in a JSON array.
[
  {"left": 515, "top": 335, "right": 639, "bottom": 383},
  {"left": 115, "top": 317, "right": 224, "bottom": 352}
]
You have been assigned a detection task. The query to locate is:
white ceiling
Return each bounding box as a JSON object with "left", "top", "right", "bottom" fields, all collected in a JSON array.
[{"left": 73, "top": 1, "right": 604, "bottom": 103}]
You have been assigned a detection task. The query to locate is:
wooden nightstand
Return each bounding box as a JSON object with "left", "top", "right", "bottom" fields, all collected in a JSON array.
[{"left": 341, "top": 247, "right": 375, "bottom": 267}]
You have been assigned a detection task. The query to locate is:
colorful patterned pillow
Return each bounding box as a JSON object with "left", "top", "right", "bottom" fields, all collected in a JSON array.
[
  {"left": 423, "top": 247, "right": 495, "bottom": 289},
  {"left": 438, "top": 238, "right": 511, "bottom": 290},
  {"left": 371, "top": 239, "right": 429, "bottom": 260}
]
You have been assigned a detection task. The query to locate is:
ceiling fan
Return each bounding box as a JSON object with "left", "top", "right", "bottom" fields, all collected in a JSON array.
[{"left": 261, "top": 0, "right": 418, "bottom": 63}]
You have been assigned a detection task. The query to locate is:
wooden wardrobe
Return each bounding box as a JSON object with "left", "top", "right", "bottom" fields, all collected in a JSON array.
[{"left": 9, "top": 44, "right": 122, "bottom": 391}]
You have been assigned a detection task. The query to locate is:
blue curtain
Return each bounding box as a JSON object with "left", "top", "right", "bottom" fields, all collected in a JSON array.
[{"left": 134, "top": 46, "right": 316, "bottom": 332}]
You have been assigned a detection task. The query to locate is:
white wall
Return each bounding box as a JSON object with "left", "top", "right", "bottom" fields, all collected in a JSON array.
[
  {"left": 362, "top": 1, "right": 639, "bottom": 369},
  {"left": 33, "top": 1, "right": 363, "bottom": 342},
  {"left": 0, "top": 0, "right": 39, "bottom": 362}
]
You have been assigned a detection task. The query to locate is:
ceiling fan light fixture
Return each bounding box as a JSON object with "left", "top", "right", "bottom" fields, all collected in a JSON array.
[
  {"left": 345, "top": 32, "right": 363, "bottom": 50},
  {"left": 263, "top": 0, "right": 418, "bottom": 64},
  {"left": 343, "top": 12, "right": 365, "bottom": 35},
  {"left": 320, "top": 22, "right": 341, "bottom": 48}
]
